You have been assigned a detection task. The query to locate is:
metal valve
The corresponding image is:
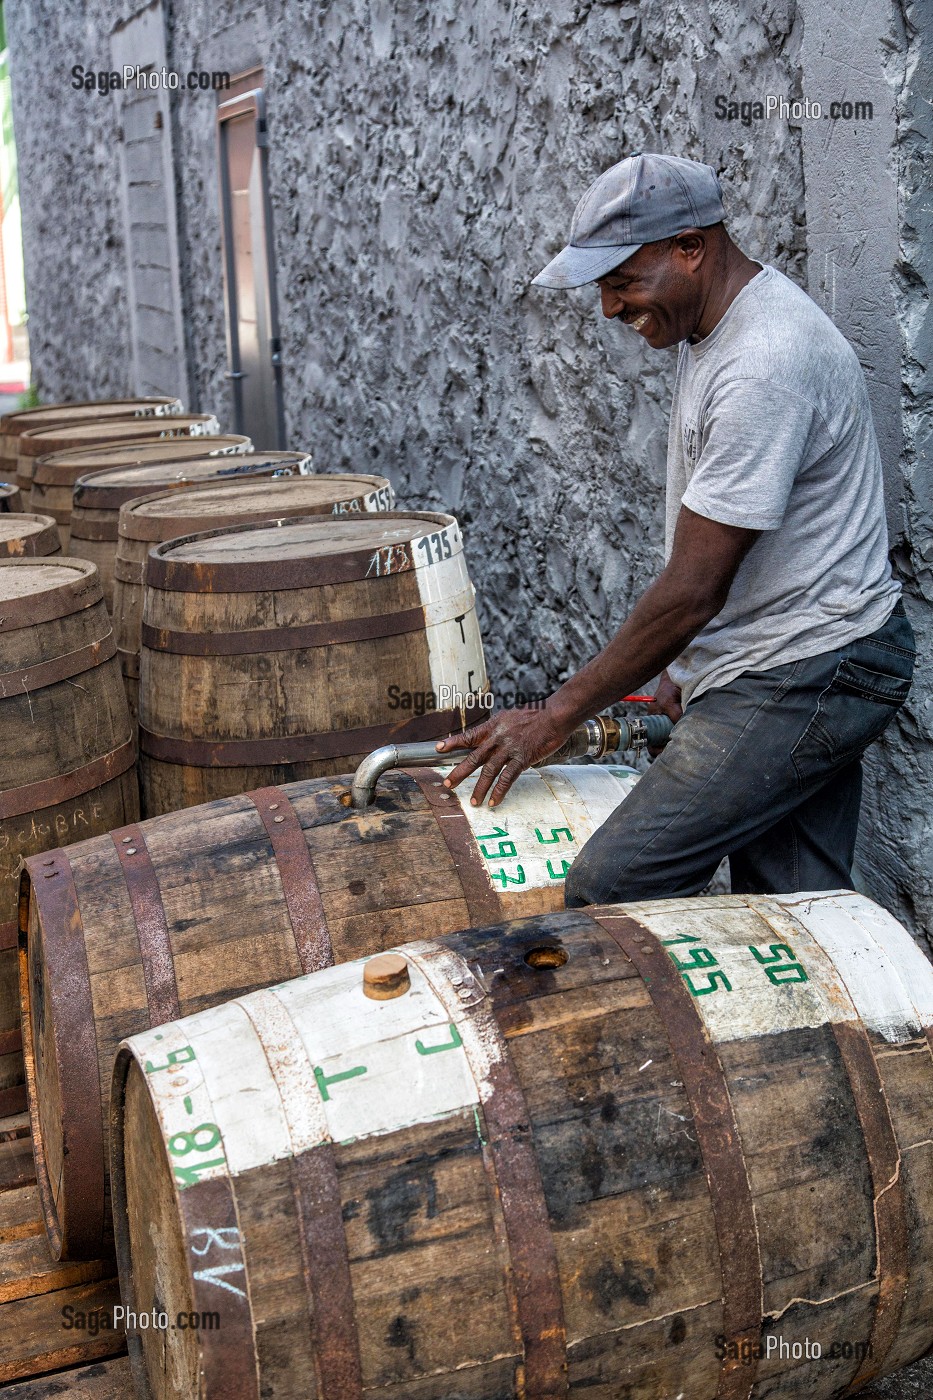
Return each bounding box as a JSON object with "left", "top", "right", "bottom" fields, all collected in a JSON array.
[{"left": 349, "top": 712, "right": 674, "bottom": 808}]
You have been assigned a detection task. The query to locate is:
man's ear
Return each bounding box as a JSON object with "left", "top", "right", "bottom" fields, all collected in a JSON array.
[{"left": 672, "top": 230, "right": 708, "bottom": 269}]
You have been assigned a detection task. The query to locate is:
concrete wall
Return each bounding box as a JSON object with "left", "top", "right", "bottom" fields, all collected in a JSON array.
[{"left": 7, "top": 0, "right": 930, "bottom": 943}]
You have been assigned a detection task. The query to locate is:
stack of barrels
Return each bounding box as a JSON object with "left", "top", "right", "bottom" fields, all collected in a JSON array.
[
  {"left": 0, "top": 389, "right": 497, "bottom": 1389},
  {"left": 4, "top": 389, "right": 932, "bottom": 1400}
]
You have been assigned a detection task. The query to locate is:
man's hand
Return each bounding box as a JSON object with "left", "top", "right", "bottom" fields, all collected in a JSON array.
[
  {"left": 649, "top": 670, "right": 683, "bottom": 725},
  {"left": 435, "top": 705, "right": 571, "bottom": 807},
  {"left": 647, "top": 670, "right": 682, "bottom": 756}
]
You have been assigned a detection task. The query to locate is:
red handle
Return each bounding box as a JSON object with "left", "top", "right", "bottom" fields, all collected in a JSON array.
[{"left": 622, "top": 694, "right": 656, "bottom": 703}]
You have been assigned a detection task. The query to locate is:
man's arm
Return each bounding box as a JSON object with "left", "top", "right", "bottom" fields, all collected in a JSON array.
[{"left": 436, "top": 506, "right": 760, "bottom": 805}]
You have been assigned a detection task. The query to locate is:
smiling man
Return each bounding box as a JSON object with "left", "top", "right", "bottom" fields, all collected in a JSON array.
[{"left": 437, "top": 151, "right": 915, "bottom": 902}]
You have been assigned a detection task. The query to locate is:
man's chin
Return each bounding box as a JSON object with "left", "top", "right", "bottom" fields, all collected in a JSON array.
[{"left": 645, "top": 330, "right": 680, "bottom": 351}]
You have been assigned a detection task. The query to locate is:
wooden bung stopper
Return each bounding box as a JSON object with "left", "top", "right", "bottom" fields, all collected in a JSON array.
[{"left": 362, "top": 953, "right": 410, "bottom": 1000}]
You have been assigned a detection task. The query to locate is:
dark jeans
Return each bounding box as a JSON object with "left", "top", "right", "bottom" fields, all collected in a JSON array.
[{"left": 564, "top": 602, "right": 916, "bottom": 904}]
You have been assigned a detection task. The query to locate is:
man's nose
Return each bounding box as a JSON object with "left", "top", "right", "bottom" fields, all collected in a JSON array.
[{"left": 600, "top": 285, "right": 624, "bottom": 320}]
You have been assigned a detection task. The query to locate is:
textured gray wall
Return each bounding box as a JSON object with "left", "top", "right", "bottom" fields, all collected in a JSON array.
[
  {"left": 796, "top": 0, "right": 932, "bottom": 945},
  {"left": 6, "top": 1, "right": 131, "bottom": 396},
  {"left": 8, "top": 0, "right": 931, "bottom": 943}
]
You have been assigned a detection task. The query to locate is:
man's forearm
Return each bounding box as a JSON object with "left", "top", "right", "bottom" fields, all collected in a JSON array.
[{"left": 546, "top": 576, "right": 716, "bottom": 730}]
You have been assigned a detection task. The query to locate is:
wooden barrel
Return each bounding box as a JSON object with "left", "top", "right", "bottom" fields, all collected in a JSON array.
[
  {"left": 0, "top": 482, "right": 23, "bottom": 512},
  {"left": 0, "top": 1122, "right": 123, "bottom": 1385},
  {"left": 110, "top": 892, "right": 933, "bottom": 1400},
  {"left": 72, "top": 450, "right": 316, "bottom": 615},
  {"left": 55, "top": 433, "right": 253, "bottom": 586},
  {"left": 0, "top": 515, "right": 61, "bottom": 559},
  {"left": 2, "top": 398, "right": 184, "bottom": 492},
  {"left": 0, "top": 558, "right": 138, "bottom": 1118},
  {"left": 114, "top": 472, "right": 394, "bottom": 716},
  {"left": 26, "top": 416, "right": 222, "bottom": 551},
  {"left": 138, "top": 511, "right": 487, "bottom": 816},
  {"left": 19, "top": 761, "right": 640, "bottom": 1258}
]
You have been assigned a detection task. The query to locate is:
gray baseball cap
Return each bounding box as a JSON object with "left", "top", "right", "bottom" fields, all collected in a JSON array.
[{"left": 532, "top": 153, "right": 726, "bottom": 289}]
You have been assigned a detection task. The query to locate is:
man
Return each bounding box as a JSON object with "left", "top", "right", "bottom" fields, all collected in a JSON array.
[{"left": 436, "top": 151, "right": 915, "bottom": 902}]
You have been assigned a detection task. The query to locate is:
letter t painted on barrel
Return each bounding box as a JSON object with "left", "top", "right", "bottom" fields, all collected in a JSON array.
[{"left": 313, "top": 1064, "right": 367, "bottom": 1102}]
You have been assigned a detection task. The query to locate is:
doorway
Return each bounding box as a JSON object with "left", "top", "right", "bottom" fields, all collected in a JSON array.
[{"left": 217, "top": 72, "right": 284, "bottom": 449}]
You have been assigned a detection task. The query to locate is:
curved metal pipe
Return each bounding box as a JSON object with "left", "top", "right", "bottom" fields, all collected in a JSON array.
[{"left": 350, "top": 713, "right": 674, "bottom": 808}]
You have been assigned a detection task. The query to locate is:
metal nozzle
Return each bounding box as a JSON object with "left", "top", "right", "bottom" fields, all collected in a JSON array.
[{"left": 349, "top": 712, "right": 674, "bottom": 808}]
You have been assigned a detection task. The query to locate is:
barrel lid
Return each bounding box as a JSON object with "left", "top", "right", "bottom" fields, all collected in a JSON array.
[
  {"left": 0, "top": 513, "right": 58, "bottom": 555},
  {"left": 22, "top": 414, "right": 220, "bottom": 460},
  {"left": 43, "top": 435, "right": 251, "bottom": 478},
  {"left": 128, "top": 474, "right": 389, "bottom": 527},
  {"left": 0, "top": 557, "right": 101, "bottom": 629},
  {"left": 147, "top": 510, "right": 460, "bottom": 592},
  {"left": 0, "top": 481, "right": 19, "bottom": 498},
  {"left": 80, "top": 451, "right": 313, "bottom": 511},
  {"left": 0, "top": 397, "right": 183, "bottom": 437}
]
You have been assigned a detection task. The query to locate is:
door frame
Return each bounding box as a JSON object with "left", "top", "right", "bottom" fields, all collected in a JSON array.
[{"left": 216, "top": 86, "right": 285, "bottom": 447}]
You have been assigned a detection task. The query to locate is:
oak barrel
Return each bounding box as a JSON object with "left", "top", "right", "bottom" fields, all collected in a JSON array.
[
  {"left": 138, "top": 511, "right": 487, "bottom": 815},
  {"left": 0, "top": 559, "right": 138, "bottom": 1117},
  {"left": 2, "top": 398, "right": 184, "bottom": 493},
  {"left": 111, "top": 892, "right": 933, "bottom": 1400},
  {"left": 27, "top": 415, "right": 222, "bottom": 551},
  {"left": 114, "top": 472, "right": 394, "bottom": 717},
  {"left": 19, "top": 762, "right": 639, "bottom": 1258},
  {"left": 0, "top": 1123, "right": 123, "bottom": 1384},
  {"left": 0, "top": 515, "right": 61, "bottom": 558},
  {"left": 0, "top": 482, "right": 23, "bottom": 512},
  {"left": 73, "top": 448, "right": 313, "bottom": 615}
]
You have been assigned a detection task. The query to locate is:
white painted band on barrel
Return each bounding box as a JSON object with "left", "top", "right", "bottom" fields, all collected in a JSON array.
[
  {"left": 185, "top": 417, "right": 219, "bottom": 437},
  {"left": 415, "top": 546, "right": 487, "bottom": 698},
  {"left": 205, "top": 441, "right": 253, "bottom": 456},
  {"left": 629, "top": 892, "right": 931, "bottom": 1046},
  {"left": 125, "top": 943, "right": 483, "bottom": 1189},
  {"left": 420, "top": 586, "right": 485, "bottom": 631},
  {"left": 774, "top": 891, "right": 933, "bottom": 1042},
  {"left": 363, "top": 484, "right": 395, "bottom": 511},
  {"left": 630, "top": 895, "right": 861, "bottom": 1044},
  {"left": 448, "top": 764, "right": 640, "bottom": 894},
  {"left": 138, "top": 401, "right": 184, "bottom": 417},
  {"left": 331, "top": 488, "right": 396, "bottom": 515}
]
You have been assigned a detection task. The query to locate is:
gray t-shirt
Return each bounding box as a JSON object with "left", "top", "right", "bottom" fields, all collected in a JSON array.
[{"left": 665, "top": 263, "right": 900, "bottom": 706}]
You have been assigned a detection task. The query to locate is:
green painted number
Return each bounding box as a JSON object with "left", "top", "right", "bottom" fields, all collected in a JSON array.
[
  {"left": 145, "top": 1045, "right": 196, "bottom": 1075},
  {"left": 173, "top": 1158, "right": 227, "bottom": 1188},
  {"left": 168, "top": 1123, "right": 222, "bottom": 1157},
  {"left": 669, "top": 946, "right": 718, "bottom": 972},
  {"left": 765, "top": 964, "right": 809, "bottom": 985},
  {"left": 535, "top": 827, "right": 574, "bottom": 845},
  {"left": 546, "top": 858, "right": 572, "bottom": 880},
  {"left": 684, "top": 969, "right": 733, "bottom": 997},
  {"left": 415, "top": 1024, "right": 463, "bottom": 1055},
  {"left": 748, "top": 943, "right": 809, "bottom": 986},
  {"left": 660, "top": 933, "right": 702, "bottom": 946},
  {"left": 479, "top": 838, "right": 517, "bottom": 859},
  {"left": 490, "top": 865, "right": 526, "bottom": 887}
]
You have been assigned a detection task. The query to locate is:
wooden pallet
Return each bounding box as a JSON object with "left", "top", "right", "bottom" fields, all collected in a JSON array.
[
  {"left": 0, "top": 1113, "right": 125, "bottom": 1387},
  {"left": 0, "top": 1355, "right": 131, "bottom": 1396}
]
